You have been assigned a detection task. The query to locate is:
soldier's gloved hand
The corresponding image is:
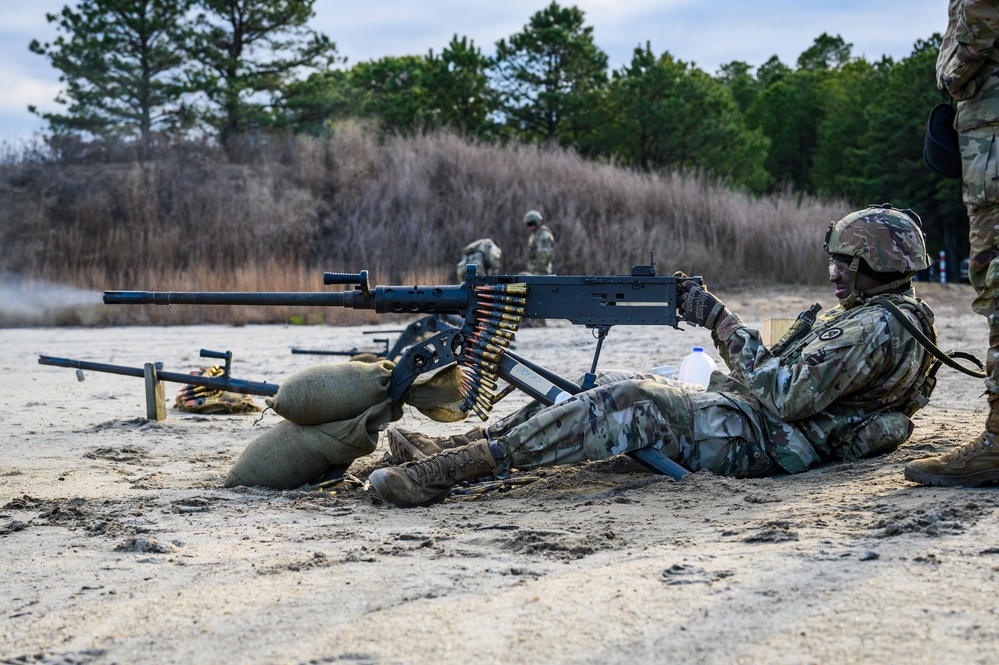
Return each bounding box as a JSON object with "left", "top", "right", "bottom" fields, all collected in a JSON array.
[
  {"left": 677, "top": 280, "right": 729, "bottom": 330},
  {"left": 673, "top": 270, "right": 705, "bottom": 293}
]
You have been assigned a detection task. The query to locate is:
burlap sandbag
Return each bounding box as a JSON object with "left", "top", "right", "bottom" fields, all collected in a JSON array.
[
  {"left": 224, "top": 400, "right": 392, "bottom": 489},
  {"left": 405, "top": 364, "right": 468, "bottom": 422},
  {"left": 265, "top": 360, "right": 395, "bottom": 426}
]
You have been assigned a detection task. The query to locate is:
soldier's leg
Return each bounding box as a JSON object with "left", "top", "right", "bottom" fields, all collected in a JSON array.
[
  {"left": 386, "top": 369, "right": 642, "bottom": 462},
  {"left": 497, "top": 379, "right": 778, "bottom": 478},
  {"left": 370, "top": 380, "right": 779, "bottom": 506},
  {"left": 905, "top": 126, "right": 999, "bottom": 486}
]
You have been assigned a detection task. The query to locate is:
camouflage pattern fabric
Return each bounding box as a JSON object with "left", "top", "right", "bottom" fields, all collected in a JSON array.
[
  {"left": 937, "top": 0, "right": 999, "bottom": 105},
  {"left": 492, "top": 293, "right": 933, "bottom": 477},
  {"left": 525, "top": 224, "right": 555, "bottom": 275},
  {"left": 824, "top": 207, "right": 929, "bottom": 273},
  {"left": 456, "top": 238, "right": 502, "bottom": 282},
  {"left": 939, "top": 1, "right": 999, "bottom": 393},
  {"left": 960, "top": 126, "right": 999, "bottom": 392}
]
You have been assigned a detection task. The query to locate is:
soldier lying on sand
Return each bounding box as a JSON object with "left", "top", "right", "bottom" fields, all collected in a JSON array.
[{"left": 369, "top": 205, "right": 940, "bottom": 508}]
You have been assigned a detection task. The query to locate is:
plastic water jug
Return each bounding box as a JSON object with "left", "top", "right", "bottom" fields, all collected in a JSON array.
[{"left": 677, "top": 347, "right": 717, "bottom": 387}]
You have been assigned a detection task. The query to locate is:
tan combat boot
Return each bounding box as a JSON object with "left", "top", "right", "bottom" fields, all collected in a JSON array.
[
  {"left": 368, "top": 441, "right": 498, "bottom": 508},
  {"left": 904, "top": 398, "right": 999, "bottom": 487},
  {"left": 385, "top": 426, "right": 486, "bottom": 462}
]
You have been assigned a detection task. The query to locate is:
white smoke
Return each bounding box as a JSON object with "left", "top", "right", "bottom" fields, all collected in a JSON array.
[{"left": 0, "top": 274, "right": 102, "bottom": 325}]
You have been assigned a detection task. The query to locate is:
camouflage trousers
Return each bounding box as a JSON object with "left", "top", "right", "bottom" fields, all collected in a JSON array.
[
  {"left": 492, "top": 376, "right": 782, "bottom": 478},
  {"left": 959, "top": 125, "right": 999, "bottom": 394}
]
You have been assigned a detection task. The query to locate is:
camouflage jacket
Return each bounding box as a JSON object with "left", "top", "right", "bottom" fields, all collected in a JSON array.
[
  {"left": 938, "top": 0, "right": 999, "bottom": 128},
  {"left": 525, "top": 224, "right": 554, "bottom": 275},
  {"left": 456, "top": 238, "right": 502, "bottom": 281},
  {"left": 707, "top": 290, "right": 935, "bottom": 473}
]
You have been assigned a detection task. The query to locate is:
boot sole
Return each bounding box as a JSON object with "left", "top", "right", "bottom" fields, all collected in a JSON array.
[
  {"left": 903, "top": 465, "right": 999, "bottom": 487},
  {"left": 368, "top": 467, "right": 449, "bottom": 508},
  {"left": 386, "top": 429, "right": 431, "bottom": 463}
]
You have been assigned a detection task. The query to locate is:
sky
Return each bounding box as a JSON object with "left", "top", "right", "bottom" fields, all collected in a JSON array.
[{"left": 0, "top": 0, "right": 948, "bottom": 142}]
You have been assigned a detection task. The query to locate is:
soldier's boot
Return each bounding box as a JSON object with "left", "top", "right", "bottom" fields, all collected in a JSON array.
[
  {"left": 368, "top": 441, "right": 499, "bottom": 508},
  {"left": 904, "top": 397, "right": 999, "bottom": 487},
  {"left": 385, "top": 426, "right": 486, "bottom": 462}
]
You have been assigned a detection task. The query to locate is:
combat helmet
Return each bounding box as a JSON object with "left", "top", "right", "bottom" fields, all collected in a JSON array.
[
  {"left": 524, "top": 210, "right": 544, "bottom": 225},
  {"left": 824, "top": 203, "right": 929, "bottom": 303}
]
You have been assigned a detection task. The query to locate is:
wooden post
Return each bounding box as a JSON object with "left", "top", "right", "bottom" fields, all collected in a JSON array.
[
  {"left": 144, "top": 362, "right": 167, "bottom": 421},
  {"left": 762, "top": 318, "right": 796, "bottom": 348}
]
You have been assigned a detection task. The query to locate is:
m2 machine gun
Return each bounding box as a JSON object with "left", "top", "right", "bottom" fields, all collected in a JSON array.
[{"left": 104, "top": 262, "right": 701, "bottom": 479}]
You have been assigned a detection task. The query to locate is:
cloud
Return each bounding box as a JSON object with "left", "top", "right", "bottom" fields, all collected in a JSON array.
[{"left": 0, "top": 69, "right": 61, "bottom": 115}]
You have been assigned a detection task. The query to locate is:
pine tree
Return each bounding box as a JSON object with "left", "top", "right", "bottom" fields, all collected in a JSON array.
[{"left": 29, "top": 0, "right": 193, "bottom": 156}]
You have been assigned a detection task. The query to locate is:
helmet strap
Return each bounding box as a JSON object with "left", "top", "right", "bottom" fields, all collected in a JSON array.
[
  {"left": 860, "top": 276, "right": 912, "bottom": 296},
  {"left": 839, "top": 257, "right": 912, "bottom": 307},
  {"left": 841, "top": 257, "right": 863, "bottom": 308}
]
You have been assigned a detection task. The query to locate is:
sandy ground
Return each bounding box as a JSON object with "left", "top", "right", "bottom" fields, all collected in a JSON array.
[{"left": 2, "top": 282, "right": 999, "bottom": 665}]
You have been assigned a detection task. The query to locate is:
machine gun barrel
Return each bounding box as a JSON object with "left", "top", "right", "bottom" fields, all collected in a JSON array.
[
  {"left": 103, "top": 285, "right": 471, "bottom": 314},
  {"left": 38, "top": 355, "right": 278, "bottom": 396},
  {"left": 104, "top": 290, "right": 362, "bottom": 307}
]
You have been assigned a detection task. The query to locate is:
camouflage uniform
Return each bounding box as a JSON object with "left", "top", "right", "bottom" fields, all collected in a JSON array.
[
  {"left": 456, "top": 238, "right": 502, "bottom": 282},
  {"left": 525, "top": 224, "right": 554, "bottom": 275},
  {"left": 897, "top": 0, "right": 999, "bottom": 486},
  {"left": 938, "top": 0, "right": 999, "bottom": 394},
  {"left": 494, "top": 296, "right": 932, "bottom": 477},
  {"left": 367, "top": 208, "right": 940, "bottom": 507}
]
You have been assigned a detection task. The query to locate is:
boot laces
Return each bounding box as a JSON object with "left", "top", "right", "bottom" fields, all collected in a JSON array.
[
  {"left": 407, "top": 447, "right": 480, "bottom": 484},
  {"left": 943, "top": 431, "right": 996, "bottom": 462}
]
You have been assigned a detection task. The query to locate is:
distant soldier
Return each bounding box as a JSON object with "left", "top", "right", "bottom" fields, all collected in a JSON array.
[
  {"left": 456, "top": 238, "right": 502, "bottom": 282},
  {"left": 523, "top": 210, "right": 554, "bottom": 275}
]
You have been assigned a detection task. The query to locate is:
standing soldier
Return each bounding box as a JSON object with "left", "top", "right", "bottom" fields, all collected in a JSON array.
[
  {"left": 905, "top": 0, "right": 999, "bottom": 486},
  {"left": 523, "top": 210, "right": 554, "bottom": 275}
]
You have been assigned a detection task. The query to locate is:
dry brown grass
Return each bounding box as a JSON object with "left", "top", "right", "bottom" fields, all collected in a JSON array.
[{"left": 0, "top": 124, "right": 850, "bottom": 325}]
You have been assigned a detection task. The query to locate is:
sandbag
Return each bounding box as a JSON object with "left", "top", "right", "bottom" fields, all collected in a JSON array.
[
  {"left": 265, "top": 360, "right": 394, "bottom": 426},
  {"left": 224, "top": 400, "right": 392, "bottom": 489},
  {"left": 405, "top": 363, "right": 468, "bottom": 422}
]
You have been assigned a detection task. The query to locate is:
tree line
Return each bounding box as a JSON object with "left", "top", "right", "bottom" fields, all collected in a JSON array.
[{"left": 27, "top": 0, "right": 967, "bottom": 266}]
